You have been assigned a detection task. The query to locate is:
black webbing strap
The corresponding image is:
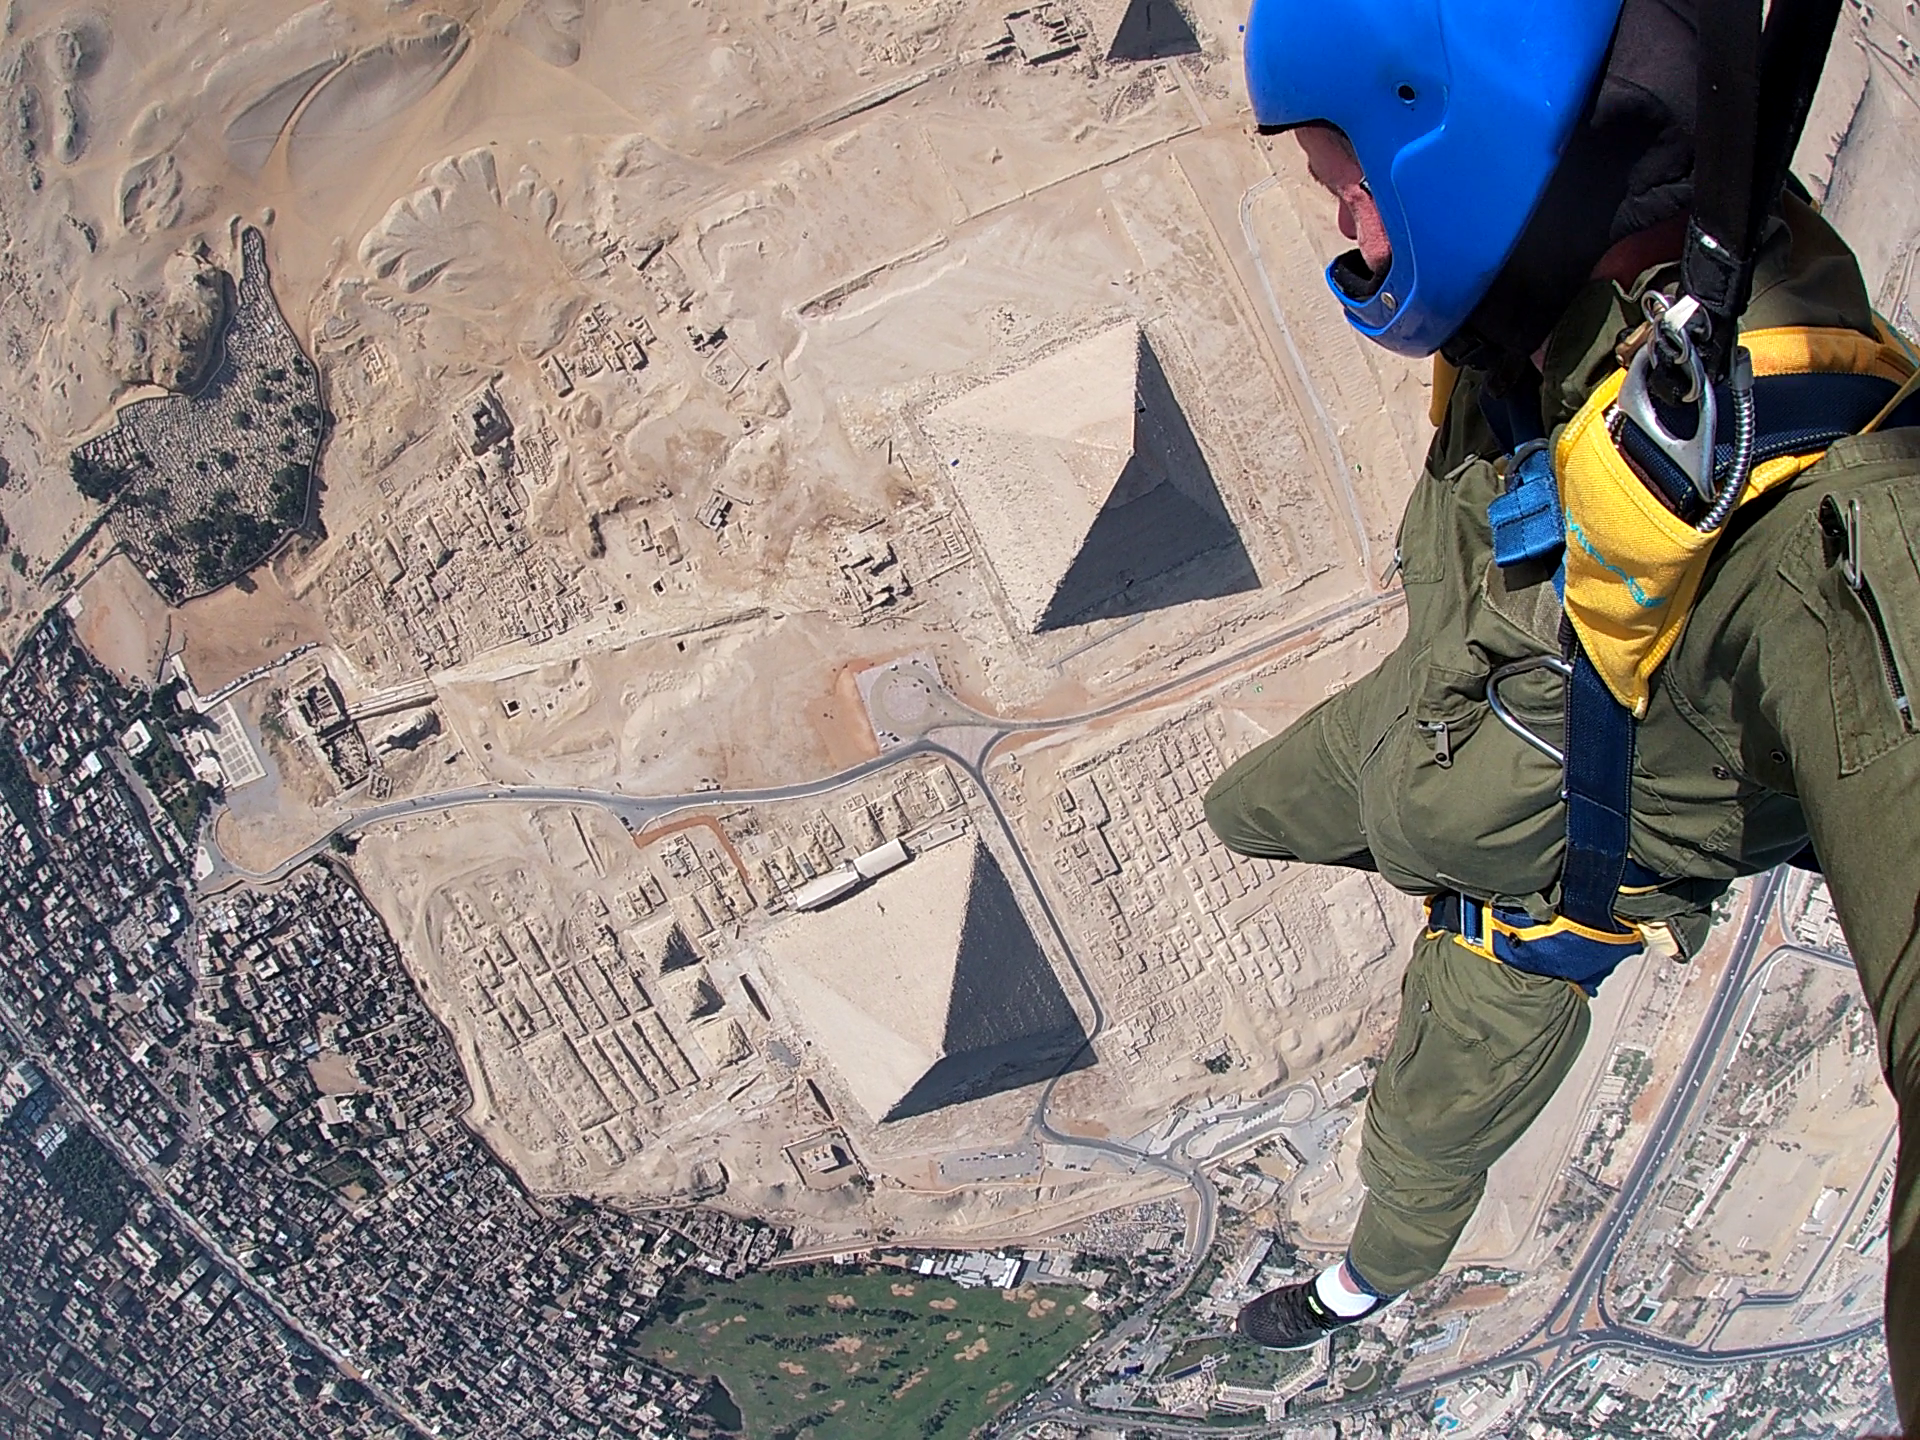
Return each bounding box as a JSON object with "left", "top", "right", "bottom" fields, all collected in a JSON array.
[
  {"left": 1680, "top": 0, "right": 1847, "bottom": 385},
  {"left": 1681, "top": 0, "right": 1764, "bottom": 383}
]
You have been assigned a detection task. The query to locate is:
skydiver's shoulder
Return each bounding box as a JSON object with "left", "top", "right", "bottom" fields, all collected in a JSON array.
[{"left": 1744, "top": 194, "right": 1879, "bottom": 337}]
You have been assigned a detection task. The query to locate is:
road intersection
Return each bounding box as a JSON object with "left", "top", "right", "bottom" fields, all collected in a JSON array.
[{"left": 199, "top": 591, "right": 1885, "bottom": 1432}]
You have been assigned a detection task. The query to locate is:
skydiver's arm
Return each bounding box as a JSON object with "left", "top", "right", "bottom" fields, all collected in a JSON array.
[{"left": 1758, "top": 474, "right": 1920, "bottom": 1428}]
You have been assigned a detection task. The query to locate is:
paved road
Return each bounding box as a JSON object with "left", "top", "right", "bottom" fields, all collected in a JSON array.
[
  {"left": 199, "top": 746, "right": 944, "bottom": 891},
  {"left": 1542, "top": 868, "right": 1787, "bottom": 1345},
  {"left": 205, "top": 589, "right": 1402, "bottom": 882}
]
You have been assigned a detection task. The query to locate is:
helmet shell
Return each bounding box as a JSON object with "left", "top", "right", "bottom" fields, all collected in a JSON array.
[{"left": 1244, "top": 0, "right": 1627, "bottom": 355}]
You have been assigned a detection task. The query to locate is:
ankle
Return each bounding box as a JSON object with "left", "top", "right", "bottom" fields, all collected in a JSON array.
[{"left": 1312, "top": 1257, "right": 1386, "bottom": 1319}]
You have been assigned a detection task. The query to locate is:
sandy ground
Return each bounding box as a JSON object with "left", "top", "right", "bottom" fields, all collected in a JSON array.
[
  {"left": 174, "top": 568, "right": 330, "bottom": 694},
  {"left": 71, "top": 554, "right": 171, "bottom": 684},
  {"left": 0, "top": 0, "right": 1911, "bottom": 1356}
]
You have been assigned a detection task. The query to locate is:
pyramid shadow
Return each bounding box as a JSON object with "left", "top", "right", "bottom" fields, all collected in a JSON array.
[
  {"left": 1037, "top": 337, "right": 1259, "bottom": 632},
  {"left": 883, "top": 847, "right": 1093, "bottom": 1122},
  {"left": 657, "top": 925, "right": 700, "bottom": 973},
  {"left": 1106, "top": 0, "right": 1200, "bottom": 62}
]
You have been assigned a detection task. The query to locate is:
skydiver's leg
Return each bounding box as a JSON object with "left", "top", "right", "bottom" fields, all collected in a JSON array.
[
  {"left": 1202, "top": 673, "right": 1396, "bottom": 869},
  {"left": 1348, "top": 931, "right": 1591, "bottom": 1291}
]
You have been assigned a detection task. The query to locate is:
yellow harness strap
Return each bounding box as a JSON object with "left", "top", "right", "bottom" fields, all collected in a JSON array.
[{"left": 1554, "top": 326, "right": 1916, "bottom": 715}]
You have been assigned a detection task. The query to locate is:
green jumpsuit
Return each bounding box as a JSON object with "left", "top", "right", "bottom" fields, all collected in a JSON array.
[{"left": 1203, "top": 196, "right": 1920, "bottom": 1423}]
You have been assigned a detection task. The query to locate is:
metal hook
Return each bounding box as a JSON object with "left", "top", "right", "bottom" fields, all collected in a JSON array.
[
  {"left": 1487, "top": 656, "right": 1573, "bottom": 765},
  {"left": 1615, "top": 320, "right": 1719, "bottom": 503}
]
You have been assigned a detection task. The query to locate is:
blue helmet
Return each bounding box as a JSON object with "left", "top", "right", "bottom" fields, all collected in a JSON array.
[{"left": 1244, "top": 0, "right": 1628, "bottom": 356}]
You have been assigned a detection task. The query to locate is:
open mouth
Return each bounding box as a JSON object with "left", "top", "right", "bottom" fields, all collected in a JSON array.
[{"left": 1330, "top": 246, "right": 1389, "bottom": 303}]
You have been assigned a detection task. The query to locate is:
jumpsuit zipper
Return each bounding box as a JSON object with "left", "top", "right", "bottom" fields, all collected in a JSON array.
[
  {"left": 1417, "top": 720, "right": 1453, "bottom": 767},
  {"left": 1854, "top": 575, "right": 1915, "bottom": 732}
]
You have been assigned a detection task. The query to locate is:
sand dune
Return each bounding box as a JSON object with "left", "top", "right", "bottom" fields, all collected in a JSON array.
[
  {"left": 223, "top": 57, "right": 342, "bottom": 174},
  {"left": 289, "top": 17, "right": 468, "bottom": 178},
  {"left": 508, "top": 0, "right": 586, "bottom": 68}
]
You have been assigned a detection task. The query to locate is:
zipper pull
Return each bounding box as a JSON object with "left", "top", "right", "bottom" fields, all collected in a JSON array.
[
  {"left": 1418, "top": 719, "right": 1453, "bottom": 768},
  {"left": 1843, "top": 496, "right": 1866, "bottom": 592}
]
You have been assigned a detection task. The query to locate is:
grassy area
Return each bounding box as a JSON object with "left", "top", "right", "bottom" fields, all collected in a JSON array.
[
  {"left": 634, "top": 1267, "right": 1104, "bottom": 1439},
  {"left": 1164, "top": 1335, "right": 1233, "bottom": 1375},
  {"left": 1216, "top": 1337, "right": 1319, "bottom": 1389}
]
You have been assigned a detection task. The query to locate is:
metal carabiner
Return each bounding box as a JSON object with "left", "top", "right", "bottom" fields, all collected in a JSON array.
[
  {"left": 1487, "top": 655, "right": 1573, "bottom": 765},
  {"left": 1615, "top": 295, "right": 1719, "bottom": 503}
]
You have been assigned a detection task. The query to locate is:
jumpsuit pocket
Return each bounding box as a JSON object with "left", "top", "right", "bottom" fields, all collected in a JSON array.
[
  {"left": 1408, "top": 650, "right": 1490, "bottom": 773},
  {"left": 1396, "top": 456, "right": 1497, "bottom": 586},
  {"left": 1818, "top": 486, "right": 1920, "bottom": 774},
  {"left": 1371, "top": 953, "right": 1503, "bottom": 1164}
]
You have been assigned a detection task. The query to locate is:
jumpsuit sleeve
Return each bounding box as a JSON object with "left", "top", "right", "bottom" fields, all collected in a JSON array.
[{"left": 1755, "top": 476, "right": 1920, "bottom": 1429}]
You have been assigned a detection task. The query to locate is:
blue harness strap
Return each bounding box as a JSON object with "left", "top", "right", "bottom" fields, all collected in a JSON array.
[
  {"left": 1558, "top": 643, "right": 1638, "bottom": 934},
  {"left": 1425, "top": 892, "right": 1644, "bottom": 993},
  {"left": 1715, "top": 370, "right": 1920, "bottom": 465}
]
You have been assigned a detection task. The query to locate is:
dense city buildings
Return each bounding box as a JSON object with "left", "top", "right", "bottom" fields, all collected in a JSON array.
[{"left": 0, "top": 617, "right": 781, "bottom": 1437}]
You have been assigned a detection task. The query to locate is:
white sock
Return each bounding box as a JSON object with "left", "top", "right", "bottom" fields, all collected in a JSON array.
[{"left": 1312, "top": 1259, "right": 1379, "bottom": 1318}]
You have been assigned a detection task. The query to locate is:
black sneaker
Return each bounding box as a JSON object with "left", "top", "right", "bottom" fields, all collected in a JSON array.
[{"left": 1235, "top": 1279, "right": 1380, "bottom": 1350}]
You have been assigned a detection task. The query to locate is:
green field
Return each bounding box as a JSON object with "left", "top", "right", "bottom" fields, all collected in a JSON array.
[{"left": 635, "top": 1266, "right": 1105, "bottom": 1439}]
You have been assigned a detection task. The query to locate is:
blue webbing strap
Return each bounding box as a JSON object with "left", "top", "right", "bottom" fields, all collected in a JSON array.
[
  {"left": 1559, "top": 639, "right": 1638, "bottom": 934},
  {"left": 1489, "top": 442, "right": 1563, "bottom": 570}
]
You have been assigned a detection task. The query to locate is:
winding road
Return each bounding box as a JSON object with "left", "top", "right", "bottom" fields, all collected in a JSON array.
[{"left": 199, "top": 590, "right": 1879, "bottom": 1436}]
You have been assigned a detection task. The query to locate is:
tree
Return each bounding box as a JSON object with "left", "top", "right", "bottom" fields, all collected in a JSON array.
[{"left": 70, "top": 451, "right": 129, "bottom": 503}]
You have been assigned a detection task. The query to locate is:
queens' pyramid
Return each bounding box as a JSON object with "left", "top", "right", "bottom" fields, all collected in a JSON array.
[
  {"left": 761, "top": 840, "right": 1091, "bottom": 1123},
  {"left": 636, "top": 922, "right": 700, "bottom": 975},
  {"left": 925, "top": 323, "right": 1257, "bottom": 633}
]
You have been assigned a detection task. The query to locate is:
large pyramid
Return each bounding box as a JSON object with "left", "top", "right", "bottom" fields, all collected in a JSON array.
[
  {"left": 762, "top": 840, "right": 1092, "bottom": 1123},
  {"left": 925, "top": 324, "right": 1256, "bottom": 633}
]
